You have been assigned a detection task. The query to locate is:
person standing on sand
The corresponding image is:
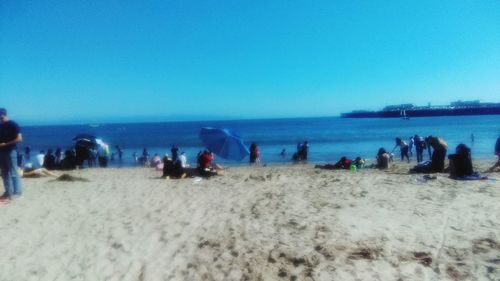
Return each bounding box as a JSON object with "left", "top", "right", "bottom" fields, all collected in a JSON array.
[
  {"left": 408, "top": 136, "right": 414, "bottom": 157},
  {"left": 0, "top": 108, "right": 23, "bottom": 202},
  {"left": 392, "top": 137, "right": 410, "bottom": 163},
  {"left": 179, "top": 151, "right": 188, "bottom": 168},
  {"left": 24, "top": 145, "right": 31, "bottom": 161},
  {"left": 414, "top": 135, "right": 426, "bottom": 163},
  {"left": 115, "top": 145, "right": 123, "bottom": 160},
  {"left": 142, "top": 148, "right": 149, "bottom": 165},
  {"left": 249, "top": 143, "right": 260, "bottom": 165},
  {"left": 171, "top": 146, "right": 179, "bottom": 162},
  {"left": 55, "top": 147, "right": 62, "bottom": 165},
  {"left": 300, "top": 141, "right": 309, "bottom": 160}
]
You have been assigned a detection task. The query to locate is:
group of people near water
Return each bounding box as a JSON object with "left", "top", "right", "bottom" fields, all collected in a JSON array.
[
  {"left": 354, "top": 135, "right": 499, "bottom": 180},
  {"left": 159, "top": 148, "right": 222, "bottom": 179},
  {"left": 131, "top": 146, "right": 222, "bottom": 179},
  {"left": 21, "top": 148, "right": 79, "bottom": 171},
  {"left": 1, "top": 106, "right": 500, "bottom": 204}
]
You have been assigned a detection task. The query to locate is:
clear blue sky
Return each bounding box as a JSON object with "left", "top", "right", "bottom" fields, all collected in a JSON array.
[{"left": 1, "top": 0, "right": 499, "bottom": 125}]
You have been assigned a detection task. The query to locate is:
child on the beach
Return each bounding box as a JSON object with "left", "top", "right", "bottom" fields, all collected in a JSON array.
[{"left": 392, "top": 137, "right": 410, "bottom": 163}]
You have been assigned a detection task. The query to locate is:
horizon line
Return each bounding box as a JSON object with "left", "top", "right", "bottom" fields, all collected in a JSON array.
[{"left": 19, "top": 114, "right": 341, "bottom": 127}]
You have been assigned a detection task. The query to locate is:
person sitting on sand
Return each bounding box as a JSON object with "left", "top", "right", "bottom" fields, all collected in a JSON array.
[
  {"left": 392, "top": 137, "right": 410, "bottom": 163},
  {"left": 59, "top": 149, "right": 77, "bottom": 170},
  {"left": 353, "top": 157, "right": 365, "bottom": 169},
  {"left": 197, "top": 150, "right": 218, "bottom": 177},
  {"left": 410, "top": 136, "right": 447, "bottom": 173},
  {"left": 316, "top": 156, "right": 366, "bottom": 170},
  {"left": 376, "top": 148, "right": 391, "bottom": 169},
  {"left": 18, "top": 163, "right": 58, "bottom": 178},
  {"left": 151, "top": 153, "right": 164, "bottom": 171},
  {"left": 428, "top": 136, "right": 447, "bottom": 172},
  {"left": 448, "top": 144, "right": 473, "bottom": 179},
  {"left": 161, "top": 153, "right": 169, "bottom": 171},
  {"left": 162, "top": 152, "right": 187, "bottom": 179},
  {"left": 315, "top": 156, "right": 353, "bottom": 170},
  {"left": 43, "top": 149, "right": 56, "bottom": 170},
  {"left": 151, "top": 153, "right": 162, "bottom": 168}
]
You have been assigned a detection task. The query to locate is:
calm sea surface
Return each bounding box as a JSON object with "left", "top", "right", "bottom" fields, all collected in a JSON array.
[{"left": 20, "top": 116, "right": 500, "bottom": 167}]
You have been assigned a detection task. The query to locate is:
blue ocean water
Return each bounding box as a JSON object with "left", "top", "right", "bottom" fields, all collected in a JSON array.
[{"left": 20, "top": 116, "right": 500, "bottom": 167}]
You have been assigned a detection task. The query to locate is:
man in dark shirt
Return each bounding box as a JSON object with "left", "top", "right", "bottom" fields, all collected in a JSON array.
[
  {"left": 43, "top": 149, "right": 56, "bottom": 170},
  {"left": 0, "top": 108, "right": 23, "bottom": 202}
]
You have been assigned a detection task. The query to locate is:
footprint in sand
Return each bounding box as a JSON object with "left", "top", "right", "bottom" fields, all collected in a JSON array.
[
  {"left": 472, "top": 238, "right": 499, "bottom": 254},
  {"left": 412, "top": 251, "right": 433, "bottom": 267}
]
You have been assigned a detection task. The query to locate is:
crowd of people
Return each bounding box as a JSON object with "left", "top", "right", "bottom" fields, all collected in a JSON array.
[{"left": 1, "top": 106, "right": 500, "bottom": 204}]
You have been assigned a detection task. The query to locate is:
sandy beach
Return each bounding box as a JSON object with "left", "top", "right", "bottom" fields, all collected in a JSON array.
[{"left": 1, "top": 161, "right": 499, "bottom": 281}]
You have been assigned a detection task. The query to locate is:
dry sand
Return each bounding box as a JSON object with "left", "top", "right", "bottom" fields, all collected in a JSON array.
[{"left": 1, "top": 161, "right": 499, "bottom": 281}]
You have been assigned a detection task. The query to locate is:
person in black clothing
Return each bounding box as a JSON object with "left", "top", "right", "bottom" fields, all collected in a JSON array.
[
  {"left": 171, "top": 146, "right": 179, "bottom": 162},
  {"left": 116, "top": 145, "right": 123, "bottom": 160},
  {"left": 162, "top": 155, "right": 174, "bottom": 178},
  {"left": 162, "top": 154, "right": 185, "bottom": 179},
  {"left": 428, "top": 136, "right": 447, "bottom": 173},
  {"left": 0, "top": 108, "right": 23, "bottom": 201},
  {"left": 55, "top": 148, "right": 62, "bottom": 166},
  {"left": 301, "top": 141, "right": 309, "bottom": 160},
  {"left": 142, "top": 148, "right": 149, "bottom": 165},
  {"left": 392, "top": 137, "right": 410, "bottom": 163},
  {"left": 411, "top": 136, "right": 447, "bottom": 173},
  {"left": 60, "top": 149, "right": 77, "bottom": 170},
  {"left": 43, "top": 149, "right": 56, "bottom": 170},
  {"left": 315, "top": 156, "right": 351, "bottom": 170},
  {"left": 249, "top": 143, "right": 259, "bottom": 164},
  {"left": 448, "top": 144, "right": 473, "bottom": 179}
]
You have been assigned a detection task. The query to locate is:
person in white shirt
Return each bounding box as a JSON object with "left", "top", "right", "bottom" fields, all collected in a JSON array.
[
  {"left": 36, "top": 150, "right": 45, "bottom": 168},
  {"left": 179, "top": 151, "right": 189, "bottom": 168}
]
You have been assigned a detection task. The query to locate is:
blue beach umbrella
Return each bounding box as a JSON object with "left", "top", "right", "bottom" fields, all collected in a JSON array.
[{"left": 199, "top": 127, "right": 250, "bottom": 161}]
